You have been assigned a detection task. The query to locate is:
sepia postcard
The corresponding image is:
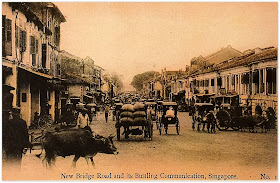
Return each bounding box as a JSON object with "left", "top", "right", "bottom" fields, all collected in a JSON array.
[{"left": 2, "top": 1, "right": 278, "bottom": 181}]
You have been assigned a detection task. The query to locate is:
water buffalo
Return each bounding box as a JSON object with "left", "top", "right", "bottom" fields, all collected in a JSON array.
[{"left": 37, "top": 129, "right": 118, "bottom": 168}]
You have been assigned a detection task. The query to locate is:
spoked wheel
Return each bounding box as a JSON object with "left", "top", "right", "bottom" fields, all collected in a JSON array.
[
  {"left": 38, "top": 115, "right": 53, "bottom": 129},
  {"left": 216, "top": 110, "right": 230, "bottom": 131}
]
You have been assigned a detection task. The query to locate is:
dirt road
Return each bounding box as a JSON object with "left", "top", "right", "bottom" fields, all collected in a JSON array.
[{"left": 3, "top": 112, "right": 277, "bottom": 180}]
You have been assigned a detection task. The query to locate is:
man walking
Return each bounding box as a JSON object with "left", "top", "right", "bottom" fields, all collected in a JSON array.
[{"left": 105, "top": 105, "right": 110, "bottom": 123}]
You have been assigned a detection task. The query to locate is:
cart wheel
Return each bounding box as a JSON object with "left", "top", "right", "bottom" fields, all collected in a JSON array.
[
  {"left": 117, "top": 127, "right": 120, "bottom": 141},
  {"left": 216, "top": 110, "right": 230, "bottom": 131},
  {"left": 39, "top": 115, "right": 53, "bottom": 129}
]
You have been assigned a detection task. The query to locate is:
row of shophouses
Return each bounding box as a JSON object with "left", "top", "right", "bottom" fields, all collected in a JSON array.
[
  {"left": 2, "top": 2, "right": 115, "bottom": 127},
  {"left": 143, "top": 45, "right": 277, "bottom": 115}
]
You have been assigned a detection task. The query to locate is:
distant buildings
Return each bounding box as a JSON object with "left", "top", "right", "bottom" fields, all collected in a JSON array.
[{"left": 141, "top": 45, "right": 277, "bottom": 115}]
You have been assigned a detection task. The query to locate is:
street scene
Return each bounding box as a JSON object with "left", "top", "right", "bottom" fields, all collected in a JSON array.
[
  {"left": 2, "top": 2, "right": 278, "bottom": 181},
  {"left": 4, "top": 111, "right": 278, "bottom": 180}
]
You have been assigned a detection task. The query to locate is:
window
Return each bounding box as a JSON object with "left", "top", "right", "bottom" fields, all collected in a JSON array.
[
  {"left": 217, "top": 77, "right": 222, "bottom": 87},
  {"left": 2, "top": 16, "right": 12, "bottom": 56},
  {"left": 211, "top": 79, "right": 215, "bottom": 86},
  {"left": 54, "top": 26, "right": 60, "bottom": 47},
  {"left": 232, "top": 75, "right": 235, "bottom": 85},
  {"left": 260, "top": 69, "right": 264, "bottom": 93},
  {"left": 253, "top": 70, "right": 259, "bottom": 94},
  {"left": 266, "top": 68, "right": 276, "bottom": 94},
  {"left": 205, "top": 79, "right": 209, "bottom": 87},
  {"left": 30, "top": 36, "right": 38, "bottom": 66},
  {"left": 30, "top": 36, "right": 36, "bottom": 54},
  {"left": 19, "top": 30, "right": 27, "bottom": 52},
  {"left": 42, "top": 44, "right": 47, "bottom": 68}
]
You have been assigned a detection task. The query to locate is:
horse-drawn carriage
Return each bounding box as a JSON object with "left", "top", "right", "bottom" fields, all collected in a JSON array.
[
  {"left": 192, "top": 103, "right": 216, "bottom": 133},
  {"left": 158, "top": 102, "right": 180, "bottom": 135},
  {"left": 115, "top": 103, "right": 153, "bottom": 141}
]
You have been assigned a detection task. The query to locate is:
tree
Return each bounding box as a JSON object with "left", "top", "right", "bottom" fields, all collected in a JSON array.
[
  {"left": 111, "top": 74, "right": 124, "bottom": 92},
  {"left": 131, "top": 71, "right": 159, "bottom": 91},
  {"left": 103, "top": 73, "right": 124, "bottom": 94}
]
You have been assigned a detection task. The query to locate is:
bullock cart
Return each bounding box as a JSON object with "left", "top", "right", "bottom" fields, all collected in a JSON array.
[{"left": 115, "top": 103, "right": 153, "bottom": 141}]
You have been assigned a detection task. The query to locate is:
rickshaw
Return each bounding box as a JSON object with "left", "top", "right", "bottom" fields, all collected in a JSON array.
[
  {"left": 86, "top": 103, "right": 98, "bottom": 122},
  {"left": 158, "top": 102, "right": 180, "bottom": 135},
  {"left": 192, "top": 103, "right": 216, "bottom": 133}
]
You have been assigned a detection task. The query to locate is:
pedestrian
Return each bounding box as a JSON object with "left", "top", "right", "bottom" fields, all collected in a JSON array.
[
  {"left": 105, "top": 105, "right": 110, "bottom": 123},
  {"left": 2, "top": 108, "right": 30, "bottom": 171},
  {"left": 76, "top": 108, "right": 90, "bottom": 130}
]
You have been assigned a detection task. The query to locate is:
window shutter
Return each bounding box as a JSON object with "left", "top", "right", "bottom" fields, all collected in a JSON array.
[
  {"left": 22, "top": 31, "right": 27, "bottom": 52},
  {"left": 5, "top": 18, "right": 12, "bottom": 56},
  {"left": 2, "top": 15, "right": 6, "bottom": 57},
  {"left": 232, "top": 75, "right": 235, "bottom": 85},
  {"left": 205, "top": 79, "right": 209, "bottom": 87},
  {"left": 15, "top": 25, "right": 18, "bottom": 48},
  {"left": 30, "top": 36, "right": 35, "bottom": 54}
]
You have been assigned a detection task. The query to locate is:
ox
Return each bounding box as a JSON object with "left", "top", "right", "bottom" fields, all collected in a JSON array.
[{"left": 37, "top": 129, "right": 118, "bottom": 168}]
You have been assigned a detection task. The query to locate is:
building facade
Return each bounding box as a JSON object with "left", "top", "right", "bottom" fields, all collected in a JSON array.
[
  {"left": 2, "top": 2, "right": 66, "bottom": 126},
  {"left": 186, "top": 47, "right": 277, "bottom": 115}
]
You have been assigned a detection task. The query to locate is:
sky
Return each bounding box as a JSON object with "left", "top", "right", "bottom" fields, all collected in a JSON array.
[{"left": 55, "top": 2, "right": 278, "bottom": 91}]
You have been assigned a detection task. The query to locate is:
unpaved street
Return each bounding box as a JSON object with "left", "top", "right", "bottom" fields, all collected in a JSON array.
[{"left": 3, "top": 111, "right": 277, "bottom": 180}]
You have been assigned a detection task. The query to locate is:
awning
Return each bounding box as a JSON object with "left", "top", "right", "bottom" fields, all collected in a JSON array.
[{"left": 18, "top": 66, "right": 53, "bottom": 79}]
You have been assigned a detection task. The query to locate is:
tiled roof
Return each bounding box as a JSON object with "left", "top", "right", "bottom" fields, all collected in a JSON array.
[
  {"left": 216, "top": 47, "right": 277, "bottom": 71},
  {"left": 189, "top": 47, "right": 277, "bottom": 77}
]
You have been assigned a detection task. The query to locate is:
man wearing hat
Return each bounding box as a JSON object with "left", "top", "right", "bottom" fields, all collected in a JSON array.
[{"left": 2, "top": 84, "right": 30, "bottom": 170}]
